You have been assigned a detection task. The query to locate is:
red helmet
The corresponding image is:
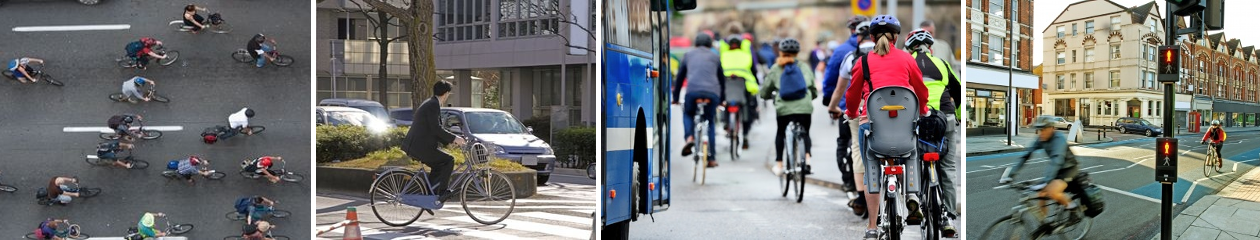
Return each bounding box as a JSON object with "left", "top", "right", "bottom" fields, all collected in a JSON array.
[
  {"left": 189, "top": 156, "right": 201, "bottom": 165},
  {"left": 203, "top": 135, "right": 217, "bottom": 144},
  {"left": 259, "top": 156, "right": 273, "bottom": 167},
  {"left": 141, "top": 37, "right": 157, "bottom": 46}
]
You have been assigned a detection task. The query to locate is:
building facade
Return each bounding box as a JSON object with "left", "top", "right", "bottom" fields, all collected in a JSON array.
[
  {"left": 315, "top": 0, "right": 596, "bottom": 127},
  {"left": 967, "top": 0, "right": 1036, "bottom": 135},
  {"left": 1181, "top": 32, "right": 1260, "bottom": 128}
]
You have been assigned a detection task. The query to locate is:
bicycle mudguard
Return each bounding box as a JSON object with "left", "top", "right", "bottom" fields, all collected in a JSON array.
[{"left": 400, "top": 194, "right": 443, "bottom": 209}]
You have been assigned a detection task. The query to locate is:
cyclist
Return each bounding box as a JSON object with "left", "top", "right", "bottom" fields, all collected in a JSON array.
[
  {"left": 46, "top": 176, "right": 80, "bottom": 205},
  {"left": 244, "top": 156, "right": 283, "bottom": 183},
  {"left": 182, "top": 4, "right": 207, "bottom": 33},
  {"left": 719, "top": 33, "right": 759, "bottom": 150},
  {"left": 241, "top": 220, "right": 275, "bottom": 240},
  {"left": 245, "top": 195, "right": 277, "bottom": 223},
  {"left": 402, "top": 80, "right": 467, "bottom": 201},
  {"left": 1000, "top": 116, "right": 1085, "bottom": 224},
  {"left": 822, "top": 16, "right": 869, "bottom": 193},
  {"left": 108, "top": 114, "right": 143, "bottom": 141},
  {"left": 228, "top": 107, "right": 256, "bottom": 138},
  {"left": 904, "top": 28, "right": 962, "bottom": 236},
  {"left": 843, "top": 15, "right": 930, "bottom": 239},
  {"left": 32, "top": 218, "right": 69, "bottom": 240},
  {"left": 248, "top": 34, "right": 278, "bottom": 68},
  {"left": 175, "top": 156, "right": 216, "bottom": 184},
  {"left": 8, "top": 57, "right": 44, "bottom": 83},
  {"left": 136, "top": 212, "right": 168, "bottom": 238},
  {"left": 1202, "top": 120, "right": 1227, "bottom": 171},
  {"left": 96, "top": 140, "right": 136, "bottom": 169},
  {"left": 121, "top": 76, "right": 157, "bottom": 103},
  {"left": 126, "top": 37, "right": 168, "bottom": 70},
  {"left": 760, "top": 38, "right": 816, "bottom": 176},
  {"left": 672, "top": 31, "right": 727, "bottom": 168},
  {"left": 828, "top": 20, "right": 874, "bottom": 215}
]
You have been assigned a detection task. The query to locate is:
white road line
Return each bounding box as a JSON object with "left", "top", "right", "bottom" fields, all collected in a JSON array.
[
  {"left": 1080, "top": 165, "right": 1104, "bottom": 171},
  {"left": 514, "top": 211, "right": 594, "bottom": 225},
  {"left": 1126, "top": 157, "right": 1152, "bottom": 169},
  {"left": 13, "top": 24, "right": 130, "bottom": 32},
  {"left": 445, "top": 216, "right": 588, "bottom": 239},
  {"left": 63, "top": 126, "right": 184, "bottom": 133},
  {"left": 1182, "top": 172, "right": 1237, "bottom": 204},
  {"left": 1097, "top": 185, "right": 1162, "bottom": 204},
  {"left": 512, "top": 199, "right": 596, "bottom": 204}
]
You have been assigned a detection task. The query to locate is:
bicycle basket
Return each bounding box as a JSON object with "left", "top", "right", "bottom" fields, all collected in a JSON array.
[
  {"left": 209, "top": 13, "right": 223, "bottom": 24},
  {"left": 467, "top": 143, "right": 490, "bottom": 164}
]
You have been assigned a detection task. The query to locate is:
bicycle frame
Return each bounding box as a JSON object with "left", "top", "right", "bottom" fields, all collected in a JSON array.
[{"left": 392, "top": 142, "right": 492, "bottom": 210}]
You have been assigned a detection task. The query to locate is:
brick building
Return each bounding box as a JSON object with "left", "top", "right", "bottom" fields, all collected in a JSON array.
[{"left": 966, "top": 0, "right": 1036, "bottom": 135}]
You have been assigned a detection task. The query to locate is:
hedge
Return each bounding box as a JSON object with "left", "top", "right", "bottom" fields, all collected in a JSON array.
[
  {"left": 521, "top": 115, "right": 551, "bottom": 142},
  {"left": 553, "top": 127, "right": 596, "bottom": 168},
  {"left": 316, "top": 125, "right": 408, "bottom": 163},
  {"left": 325, "top": 146, "right": 530, "bottom": 172}
]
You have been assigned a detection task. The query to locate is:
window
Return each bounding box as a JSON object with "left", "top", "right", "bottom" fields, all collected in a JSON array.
[
  {"left": 1072, "top": 23, "right": 1078, "bottom": 36},
  {"left": 971, "top": 31, "right": 982, "bottom": 61},
  {"left": 1057, "top": 51, "right": 1065, "bottom": 64},
  {"left": 990, "top": 0, "right": 1003, "bottom": 15},
  {"left": 1070, "top": 73, "right": 1077, "bottom": 89},
  {"left": 337, "top": 18, "right": 365, "bottom": 40},
  {"left": 1085, "top": 72, "right": 1094, "bottom": 88},
  {"left": 1011, "top": 0, "right": 1019, "bottom": 21},
  {"left": 1149, "top": 18, "right": 1158, "bottom": 32},
  {"left": 1072, "top": 50, "right": 1077, "bottom": 63},
  {"left": 1111, "top": 70, "right": 1121, "bottom": 88},
  {"left": 1057, "top": 75, "right": 1065, "bottom": 89},
  {"left": 1085, "top": 47, "right": 1095, "bottom": 62},
  {"left": 1013, "top": 38, "right": 1020, "bottom": 67},
  {"left": 1057, "top": 26, "right": 1065, "bottom": 38},
  {"left": 437, "top": 0, "right": 493, "bottom": 42},
  {"left": 1141, "top": 71, "right": 1149, "bottom": 88},
  {"left": 989, "top": 35, "right": 1005, "bottom": 64},
  {"left": 1148, "top": 46, "right": 1156, "bottom": 61},
  {"left": 500, "top": 0, "right": 562, "bottom": 40},
  {"left": 1111, "top": 16, "right": 1121, "bottom": 31},
  {"left": 1111, "top": 44, "right": 1122, "bottom": 59},
  {"left": 1085, "top": 21, "right": 1095, "bottom": 34}
]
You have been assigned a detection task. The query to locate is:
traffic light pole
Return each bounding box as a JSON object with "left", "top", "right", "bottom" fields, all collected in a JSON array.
[{"left": 1162, "top": 5, "right": 1176, "bottom": 240}]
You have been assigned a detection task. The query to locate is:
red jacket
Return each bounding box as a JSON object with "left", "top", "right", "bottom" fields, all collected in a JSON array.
[
  {"left": 844, "top": 47, "right": 930, "bottom": 118},
  {"left": 1202, "top": 127, "right": 1225, "bottom": 144}
]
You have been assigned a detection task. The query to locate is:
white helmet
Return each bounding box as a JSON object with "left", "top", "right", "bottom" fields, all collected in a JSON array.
[{"left": 1211, "top": 120, "right": 1221, "bottom": 126}]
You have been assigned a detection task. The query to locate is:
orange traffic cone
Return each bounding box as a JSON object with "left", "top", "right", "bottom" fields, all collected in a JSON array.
[{"left": 344, "top": 207, "right": 362, "bottom": 240}]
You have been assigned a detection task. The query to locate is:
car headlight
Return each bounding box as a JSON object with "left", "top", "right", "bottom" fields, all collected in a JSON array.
[
  {"left": 543, "top": 147, "right": 554, "bottom": 155},
  {"left": 485, "top": 143, "right": 506, "bottom": 154}
]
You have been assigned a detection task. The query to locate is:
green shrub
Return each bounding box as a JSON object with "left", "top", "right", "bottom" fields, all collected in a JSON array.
[
  {"left": 521, "top": 115, "right": 551, "bottom": 141},
  {"left": 553, "top": 127, "right": 596, "bottom": 167},
  {"left": 325, "top": 146, "right": 530, "bottom": 172},
  {"left": 316, "top": 125, "right": 409, "bottom": 163}
]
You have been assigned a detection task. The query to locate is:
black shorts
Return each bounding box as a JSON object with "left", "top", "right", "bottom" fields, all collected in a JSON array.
[{"left": 1057, "top": 167, "right": 1080, "bottom": 183}]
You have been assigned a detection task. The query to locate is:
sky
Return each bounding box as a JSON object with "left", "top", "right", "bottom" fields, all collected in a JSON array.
[{"left": 1032, "top": 0, "right": 1256, "bottom": 66}]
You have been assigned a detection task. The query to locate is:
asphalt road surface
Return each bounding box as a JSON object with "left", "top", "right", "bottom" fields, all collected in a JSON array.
[
  {"left": 0, "top": 1, "right": 310, "bottom": 238},
  {"left": 966, "top": 129, "right": 1260, "bottom": 239},
  {"left": 315, "top": 171, "right": 597, "bottom": 239}
]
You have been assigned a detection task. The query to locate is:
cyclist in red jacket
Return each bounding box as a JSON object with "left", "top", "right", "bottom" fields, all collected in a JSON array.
[{"left": 1201, "top": 120, "right": 1226, "bottom": 170}]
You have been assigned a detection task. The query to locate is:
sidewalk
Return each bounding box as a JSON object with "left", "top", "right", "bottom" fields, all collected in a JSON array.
[{"left": 1164, "top": 166, "right": 1260, "bottom": 240}]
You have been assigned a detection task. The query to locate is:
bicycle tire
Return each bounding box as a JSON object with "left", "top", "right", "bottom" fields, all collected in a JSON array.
[
  {"left": 169, "top": 224, "right": 193, "bottom": 234},
  {"left": 150, "top": 92, "right": 170, "bottom": 103},
  {"left": 43, "top": 74, "right": 63, "bottom": 86},
  {"left": 140, "top": 130, "right": 162, "bottom": 140},
  {"left": 729, "top": 114, "right": 739, "bottom": 161},
  {"left": 37, "top": 198, "right": 50, "bottom": 206},
  {"left": 370, "top": 171, "right": 428, "bottom": 227},
  {"left": 170, "top": 20, "right": 187, "bottom": 31},
  {"left": 780, "top": 135, "right": 791, "bottom": 197},
  {"left": 158, "top": 51, "right": 180, "bottom": 66},
  {"left": 280, "top": 172, "right": 304, "bottom": 182},
  {"left": 109, "top": 93, "right": 127, "bottom": 102},
  {"left": 99, "top": 132, "right": 119, "bottom": 140},
  {"left": 127, "top": 159, "right": 150, "bottom": 169},
  {"left": 117, "top": 58, "right": 136, "bottom": 68},
  {"left": 0, "top": 184, "right": 16, "bottom": 192},
  {"left": 231, "top": 50, "right": 253, "bottom": 63},
  {"left": 978, "top": 215, "right": 1027, "bottom": 240},
  {"left": 209, "top": 22, "right": 232, "bottom": 34},
  {"left": 85, "top": 156, "right": 111, "bottom": 166},
  {"left": 271, "top": 209, "right": 292, "bottom": 218},
  {"left": 922, "top": 187, "right": 941, "bottom": 240},
  {"left": 886, "top": 190, "right": 902, "bottom": 240},
  {"left": 461, "top": 170, "right": 517, "bottom": 225},
  {"left": 273, "top": 55, "right": 295, "bottom": 67},
  {"left": 225, "top": 211, "right": 246, "bottom": 220},
  {"left": 24, "top": 233, "right": 37, "bottom": 239},
  {"left": 246, "top": 126, "right": 266, "bottom": 134},
  {"left": 67, "top": 231, "right": 89, "bottom": 240},
  {"left": 1204, "top": 148, "right": 1214, "bottom": 177},
  {"left": 207, "top": 171, "right": 227, "bottom": 179},
  {"left": 162, "top": 170, "right": 177, "bottom": 178},
  {"left": 2, "top": 70, "right": 14, "bottom": 79},
  {"left": 699, "top": 125, "right": 708, "bottom": 185},
  {"left": 239, "top": 171, "right": 260, "bottom": 179},
  {"left": 1057, "top": 215, "right": 1093, "bottom": 240},
  {"left": 793, "top": 133, "right": 806, "bottom": 203},
  {"left": 78, "top": 188, "right": 101, "bottom": 197}
]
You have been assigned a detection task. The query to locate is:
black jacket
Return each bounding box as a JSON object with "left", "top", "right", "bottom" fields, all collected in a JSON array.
[{"left": 403, "top": 97, "right": 457, "bottom": 158}]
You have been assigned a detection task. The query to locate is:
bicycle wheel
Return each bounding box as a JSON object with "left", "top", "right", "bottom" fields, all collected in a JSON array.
[
  {"left": 793, "top": 135, "right": 806, "bottom": 203},
  {"left": 461, "top": 170, "right": 517, "bottom": 225},
  {"left": 126, "top": 159, "right": 150, "bottom": 169},
  {"left": 272, "top": 236, "right": 291, "bottom": 240},
  {"left": 370, "top": 171, "right": 428, "bottom": 226},
  {"left": 922, "top": 188, "right": 942, "bottom": 240},
  {"left": 140, "top": 130, "right": 162, "bottom": 140},
  {"left": 729, "top": 115, "right": 739, "bottom": 161},
  {"left": 1204, "top": 149, "right": 1213, "bottom": 177},
  {"left": 24, "top": 233, "right": 37, "bottom": 239},
  {"left": 109, "top": 93, "right": 127, "bottom": 102},
  {"left": 279, "top": 172, "right": 304, "bottom": 182},
  {"left": 0, "top": 184, "right": 16, "bottom": 192},
  {"left": 979, "top": 215, "right": 1028, "bottom": 240},
  {"left": 239, "top": 171, "right": 260, "bottom": 179},
  {"left": 209, "top": 22, "right": 232, "bottom": 34},
  {"left": 883, "top": 179, "right": 903, "bottom": 240},
  {"left": 780, "top": 139, "right": 791, "bottom": 197},
  {"left": 206, "top": 171, "right": 227, "bottom": 179},
  {"left": 161, "top": 170, "right": 178, "bottom": 178},
  {"left": 169, "top": 224, "right": 193, "bottom": 234},
  {"left": 42, "top": 74, "right": 63, "bottom": 86},
  {"left": 85, "top": 156, "right": 111, "bottom": 166},
  {"left": 78, "top": 188, "right": 101, "bottom": 197},
  {"left": 150, "top": 92, "right": 170, "bottom": 103},
  {"left": 169, "top": 20, "right": 186, "bottom": 31},
  {"left": 99, "top": 133, "right": 119, "bottom": 140},
  {"left": 117, "top": 57, "right": 136, "bottom": 68},
  {"left": 246, "top": 126, "right": 266, "bottom": 134},
  {"left": 270, "top": 209, "right": 292, "bottom": 218},
  {"left": 158, "top": 51, "right": 180, "bottom": 66},
  {"left": 273, "top": 55, "right": 295, "bottom": 67},
  {"left": 225, "top": 211, "right": 246, "bottom": 220},
  {"left": 231, "top": 50, "right": 253, "bottom": 63},
  {"left": 699, "top": 125, "right": 708, "bottom": 185}
]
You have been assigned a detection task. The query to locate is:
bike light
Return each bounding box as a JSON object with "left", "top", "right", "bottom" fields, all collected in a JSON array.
[
  {"left": 881, "top": 105, "right": 905, "bottom": 118},
  {"left": 649, "top": 183, "right": 655, "bottom": 190},
  {"left": 888, "top": 182, "right": 898, "bottom": 193},
  {"left": 610, "top": 190, "right": 616, "bottom": 199},
  {"left": 923, "top": 152, "right": 939, "bottom": 162},
  {"left": 883, "top": 166, "right": 904, "bottom": 175}
]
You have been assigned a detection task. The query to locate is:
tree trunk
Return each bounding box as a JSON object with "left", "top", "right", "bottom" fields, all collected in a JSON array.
[
  {"left": 376, "top": 11, "right": 391, "bottom": 108},
  {"left": 408, "top": 0, "right": 438, "bottom": 107}
]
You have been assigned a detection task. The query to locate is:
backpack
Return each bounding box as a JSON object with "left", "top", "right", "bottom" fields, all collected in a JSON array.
[
  {"left": 1075, "top": 172, "right": 1106, "bottom": 217},
  {"left": 96, "top": 142, "right": 115, "bottom": 155},
  {"left": 35, "top": 187, "right": 47, "bottom": 199},
  {"left": 235, "top": 196, "right": 254, "bottom": 214},
  {"left": 33, "top": 221, "right": 48, "bottom": 239},
  {"left": 108, "top": 115, "right": 126, "bottom": 130},
  {"left": 1210, "top": 128, "right": 1227, "bottom": 142},
  {"left": 917, "top": 109, "right": 948, "bottom": 142},
  {"left": 125, "top": 41, "right": 145, "bottom": 58},
  {"left": 167, "top": 160, "right": 181, "bottom": 170},
  {"left": 209, "top": 13, "right": 223, "bottom": 25},
  {"left": 778, "top": 63, "right": 809, "bottom": 101}
]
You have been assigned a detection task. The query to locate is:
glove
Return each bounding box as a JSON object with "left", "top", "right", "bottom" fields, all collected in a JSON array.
[
  {"left": 1201, "top": 141, "right": 1207, "bottom": 145},
  {"left": 998, "top": 176, "right": 1013, "bottom": 184}
]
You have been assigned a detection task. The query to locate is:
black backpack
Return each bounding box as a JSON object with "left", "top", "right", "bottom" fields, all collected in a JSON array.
[{"left": 1075, "top": 172, "right": 1105, "bottom": 217}]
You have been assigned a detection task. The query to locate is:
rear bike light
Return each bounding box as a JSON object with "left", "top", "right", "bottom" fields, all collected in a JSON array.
[
  {"left": 883, "top": 166, "right": 904, "bottom": 175},
  {"left": 923, "top": 152, "right": 939, "bottom": 162},
  {"left": 889, "top": 110, "right": 898, "bottom": 118},
  {"left": 881, "top": 105, "right": 905, "bottom": 118}
]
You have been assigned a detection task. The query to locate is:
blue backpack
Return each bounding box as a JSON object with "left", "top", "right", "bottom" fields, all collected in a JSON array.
[
  {"left": 778, "top": 63, "right": 809, "bottom": 101},
  {"left": 167, "top": 160, "right": 180, "bottom": 170},
  {"left": 125, "top": 41, "right": 145, "bottom": 57},
  {"left": 235, "top": 196, "right": 254, "bottom": 214}
]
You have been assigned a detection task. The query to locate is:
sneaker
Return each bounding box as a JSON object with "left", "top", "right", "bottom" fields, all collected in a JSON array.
[
  {"left": 905, "top": 195, "right": 923, "bottom": 225},
  {"left": 802, "top": 164, "right": 812, "bottom": 175},
  {"left": 772, "top": 164, "right": 783, "bottom": 176},
  {"left": 706, "top": 160, "right": 719, "bottom": 168},
  {"left": 681, "top": 142, "right": 695, "bottom": 156},
  {"left": 742, "top": 141, "right": 749, "bottom": 150},
  {"left": 863, "top": 229, "right": 879, "bottom": 240},
  {"left": 941, "top": 224, "right": 958, "bottom": 238},
  {"left": 438, "top": 189, "right": 458, "bottom": 202}
]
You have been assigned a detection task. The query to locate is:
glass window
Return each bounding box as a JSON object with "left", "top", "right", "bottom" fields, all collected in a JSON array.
[
  {"left": 1085, "top": 47, "right": 1095, "bottom": 62},
  {"left": 990, "top": 0, "right": 1003, "bottom": 15},
  {"left": 1111, "top": 71, "right": 1120, "bottom": 87},
  {"left": 465, "top": 111, "right": 529, "bottom": 134},
  {"left": 1057, "top": 26, "right": 1064, "bottom": 38},
  {"left": 1085, "top": 72, "right": 1094, "bottom": 88},
  {"left": 1072, "top": 23, "right": 1077, "bottom": 36},
  {"left": 1085, "top": 21, "right": 1095, "bottom": 34},
  {"left": 1070, "top": 73, "right": 1077, "bottom": 89},
  {"left": 1072, "top": 50, "right": 1077, "bottom": 62},
  {"left": 1057, "top": 75, "right": 1065, "bottom": 89},
  {"left": 1057, "top": 51, "right": 1065, "bottom": 64},
  {"left": 989, "top": 35, "right": 1004, "bottom": 64},
  {"left": 1112, "top": 44, "right": 1121, "bottom": 59},
  {"left": 971, "top": 31, "right": 982, "bottom": 61},
  {"left": 1111, "top": 16, "right": 1121, "bottom": 31}
]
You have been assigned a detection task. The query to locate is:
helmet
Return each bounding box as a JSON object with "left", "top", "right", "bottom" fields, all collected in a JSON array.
[
  {"left": 189, "top": 156, "right": 201, "bottom": 165},
  {"left": 847, "top": 16, "right": 870, "bottom": 30},
  {"left": 140, "top": 213, "right": 156, "bottom": 227},
  {"left": 203, "top": 135, "right": 217, "bottom": 144},
  {"left": 122, "top": 115, "right": 135, "bottom": 124},
  {"left": 253, "top": 33, "right": 266, "bottom": 43},
  {"left": 869, "top": 15, "right": 902, "bottom": 35},
  {"left": 778, "top": 38, "right": 801, "bottom": 53},
  {"left": 854, "top": 21, "right": 872, "bottom": 37},
  {"left": 694, "top": 32, "right": 713, "bottom": 47},
  {"left": 904, "top": 28, "right": 934, "bottom": 49},
  {"left": 1032, "top": 115, "right": 1058, "bottom": 128},
  {"left": 133, "top": 77, "right": 147, "bottom": 85},
  {"left": 259, "top": 156, "right": 273, "bottom": 166},
  {"left": 725, "top": 34, "right": 743, "bottom": 46},
  {"left": 245, "top": 108, "right": 255, "bottom": 118},
  {"left": 1212, "top": 120, "right": 1221, "bottom": 126},
  {"left": 140, "top": 37, "right": 157, "bottom": 46}
]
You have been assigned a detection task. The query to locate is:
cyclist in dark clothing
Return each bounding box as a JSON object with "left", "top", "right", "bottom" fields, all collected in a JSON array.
[
  {"left": 672, "top": 32, "right": 727, "bottom": 168},
  {"left": 1001, "top": 116, "right": 1084, "bottom": 223}
]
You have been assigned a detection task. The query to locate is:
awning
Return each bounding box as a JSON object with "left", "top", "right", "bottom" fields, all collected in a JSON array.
[
  {"left": 1176, "top": 101, "right": 1190, "bottom": 111},
  {"left": 966, "top": 65, "right": 1038, "bottom": 89}
]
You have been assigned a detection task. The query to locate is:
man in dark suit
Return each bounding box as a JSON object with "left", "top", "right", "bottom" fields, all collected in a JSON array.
[{"left": 403, "top": 80, "right": 466, "bottom": 199}]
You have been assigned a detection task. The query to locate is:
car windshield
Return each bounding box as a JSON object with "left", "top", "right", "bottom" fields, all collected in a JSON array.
[
  {"left": 465, "top": 112, "right": 528, "bottom": 134},
  {"left": 390, "top": 110, "right": 413, "bottom": 121},
  {"left": 357, "top": 106, "right": 390, "bottom": 123},
  {"left": 1139, "top": 120, "right": 1152, "bottom": 126},
  {"left": 328, "top": 111, "right": 378, "bottom": 126}
]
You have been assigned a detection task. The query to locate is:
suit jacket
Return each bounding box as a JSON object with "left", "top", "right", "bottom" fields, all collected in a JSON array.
[{"left": 403, "top": 97, "right": 457, "bottom": 159}]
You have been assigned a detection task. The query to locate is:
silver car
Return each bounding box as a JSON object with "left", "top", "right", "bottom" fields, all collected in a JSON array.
[
  {"left": 1039, "top": 115, "right": 1074, "bottom": 130},
  {"left": 441, "top": 108, "right": 556, "bottom": 185}
]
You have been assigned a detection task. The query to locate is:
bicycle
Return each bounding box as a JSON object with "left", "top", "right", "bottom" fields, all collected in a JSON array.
[
  {"left": 36, "top": 183, "right": 101, "bottom": 206},
  {"left": 124, "top": 214, "right": 194, "bottom": 238},
  {"left": 99, "top": 121, "right": 162, "bottom": 141},
  {"left": 85, "top": 155, "right": 151, "bottom": 170},
  {"left": 863, "top": 86, "right": 924, "bottom": 240},
  {"left": 780, "top": 122, "right": 806, "bottom": 203},
  {"left": 109, "top": 87, "right": 170, "bottom": 103},
  {"left": 587, "top": 163, "right": 596, "bottom": 180},
  {"left": 0, "top": 174, "right": 16, "bottom": 193},
  {"left": 239, "top": 158, "right": 305, "bottom": 183},
  {"left": 226, "top": 205, "right": 292, "bottom": 221},
  {"left": 117, "top": 44, "right": 180, "bottom": 69},
  {"left": 979, "top": 180, "right": 1093, "bottom": 240},
  {"left": 916, "top": 139, "right": 952, "bottom": 239},
  {"left": 692, "top": 99, "right": 712, "bottom": 185},
  {"left": 232, "top": 45, "right": 295, "bottom": 67},
  {"left": 169, "top": 11, "right": 231, "bottom": 34},
  {"left": 2, "top": 61, "right": 65, "bottom": 86},
  {"left": 1204, "top": 143, "right": 1223, "bottom": 176},
  {"left": 369, "top": 141, "right": 517, "bottom": 225},
  {"left": 24, "top": 220, "right": 89, "bottom": 239},
  {"left": 224, "top": 230, "right": 291, "bottom": 240},
  {"left": 212, "top": 125, "right": 268, "bottom": 141},
  {"left": 161, "top": 161, "right": 226, "bottom": 181},
  {"left": 726, "top": 103, "right": 742, "bottom": 161}
]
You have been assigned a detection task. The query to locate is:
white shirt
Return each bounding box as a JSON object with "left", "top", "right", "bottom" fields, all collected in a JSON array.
[
  {"left": 121, "top": 79, "right": 141, "bottom": 97},
  {"left": 229, "top": 108, "right": 250, "bottom": 128}
]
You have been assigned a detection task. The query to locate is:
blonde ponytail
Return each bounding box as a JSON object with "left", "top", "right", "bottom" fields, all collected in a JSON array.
[{"left": 874, "top": 33, "right": 893, "bottom": 56}]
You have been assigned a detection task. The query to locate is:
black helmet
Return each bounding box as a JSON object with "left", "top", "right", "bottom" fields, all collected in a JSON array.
[
  {"left": 778, "top": 38, "right": 801, "bottom": 53},
  {"left": 245, "top": 108, "right": 255, "bottom": 118},
  {"left": 252, "top": 34, "right": 266, "bottom": 43},
  {"left": 694, "top": 32, "right": 713, "bottom": 48},
  {"left": 122, "top": 115, "right": 134, "bottom": 123}
]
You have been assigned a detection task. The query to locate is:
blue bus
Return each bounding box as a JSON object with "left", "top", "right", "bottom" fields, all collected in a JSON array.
[{"left": 601, "top": 0, "right": 694, "bottom": 238}]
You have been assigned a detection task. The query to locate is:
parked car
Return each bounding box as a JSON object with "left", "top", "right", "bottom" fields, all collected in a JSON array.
[
  {"left": 389, "top": 107, "right": 414, "bottom": 127},
  {"left": 318, "top": 98, "right": 393, "bottom": 125},
  {"left": 441, "top": 107, "right": 555, "bottom": 185},
  {"left": 1115, "top": 117, "right": 1162, "bottom": 136},
  {"left": 1037, "top": 115, "right": 1074, "bottom": 130},
  {"left": 316, "top": 106, "right": 393, "bottom": 133}
]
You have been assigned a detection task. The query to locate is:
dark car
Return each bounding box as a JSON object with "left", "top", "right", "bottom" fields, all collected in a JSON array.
[
  {"left": 388, "top": 108, "right": 414, "bottom": 126},
  {"left": 318, "top": 98, "right": 392, "bottom": 125},
  {"left": 441, "top": 107, "right": 556, "bottom": 184},
  {"left": 1115, "top": 117, "right": 1162, "bottom": 137}
]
